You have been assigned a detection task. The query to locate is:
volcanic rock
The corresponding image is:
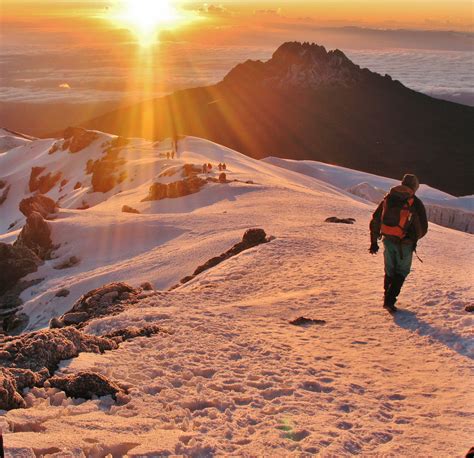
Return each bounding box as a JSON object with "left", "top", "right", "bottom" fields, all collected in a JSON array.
[
  {"left": 19, "top": 194, "right": 57, "bottom": 219},
  {"left": 0, "top": 243, "right": 42, "bottom": 296},
  {"left": 49, "top": 371, "right": 124, "bottom": 400},
  {"left": 14, "top": 211, "right": 52, "bottom": 259}
]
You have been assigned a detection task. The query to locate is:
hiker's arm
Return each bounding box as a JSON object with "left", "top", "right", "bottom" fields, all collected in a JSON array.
[
  {"left": 415, "top": 198, "right": 428, "bottom": 239},
  {"left": 369, "top": 202, "right": 383, "bottom": 244}
]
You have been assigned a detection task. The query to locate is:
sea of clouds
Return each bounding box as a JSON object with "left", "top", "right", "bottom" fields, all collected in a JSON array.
[{"left": 0, "top": 29, "right": 472, "bottom": 106}]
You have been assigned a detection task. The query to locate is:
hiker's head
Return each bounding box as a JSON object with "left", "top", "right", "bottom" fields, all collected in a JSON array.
[{"left": 401, "top": 174, "right": 419, "bottom": 192}]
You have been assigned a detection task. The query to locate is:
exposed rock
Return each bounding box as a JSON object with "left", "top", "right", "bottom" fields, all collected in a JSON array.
[
  {"left": 14, "top": 212, "right": 52, "bottom": 259},
  {"left": 28, "top": 166, "right": 62, "bottom": 194},
  {"left": 465, "top": 304, "right": 474, "bottom": 313},
  {"left": 19, "top": 194, "right": 57, "bottom": 219},
  {"left": 290, "top": 317, "right": 327, "bottom": 326},
  {"left": 54, "top": 256, "right": 80, "bottom": 270},
  {"left": 0, "top": 183, "right": 10, "bottom": 205},
  {"left": 49, "top": 371, "right": 124, "bottom": 400},
  {"left": 0, "top": 243, "right": 42, "bottom": 296},
  {"left": 0, "top": 369, "right": 26, "bottom": 410},
  {"left": 140, "top": 282, "right": 153, "bottom": 291},
  {"left": 142, "top": 176, "right": 206, "bottom": 202},
  {"left": 1, "top": 280, "right": 42, "bottom": 332},
  {"left": 177, "top": 229, "right": 270, "bottom": 286},
  {"left": 219, "top": 172, "right": 227, "bottom": 183},
  {"left": 325, "top": 217, "right": 356, "bottom": 225},
  {"left": 103, "top": 325, "right": 165, "bottom": 343},
  {"left": 74, "top": 182, "right": 82, "bottom": 190},
  {"left": 63, "top": 127, "right": 99, "bottom": 153},
  {"left": 0, "top": 327, "right": 118, "bottom": 373},
  {"left": 55, "top": 288, "right": 70, "bottom": 298},
  {"left": 122, "top": 205, "right": 140, "bottom": 214},
  {"left": 60, "top": 178, "right": 68, "bottom": 187},
  {"left": 52, "top": 282, "right": 140, "bottom": 328},
  {"left": 2, "top": 313, "right": 29, "bottom": 335},
  {"left": 90, "top": 149, "right": 127, "bottom": 193},
  {"left": 0, "top": 180, "right": 6, "bottom": 189}
]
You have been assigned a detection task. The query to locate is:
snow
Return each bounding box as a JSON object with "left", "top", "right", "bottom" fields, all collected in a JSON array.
[
  {"left": 264, "top": 156, "right": 474, "bottom": 233},
  {"left": 1, "top": 131, "right": 473, "bottom": 456}
]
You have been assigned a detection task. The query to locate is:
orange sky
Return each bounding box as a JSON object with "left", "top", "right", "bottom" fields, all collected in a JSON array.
[{"left": 2, "top": 1, "right": 473, "bottom": 34}]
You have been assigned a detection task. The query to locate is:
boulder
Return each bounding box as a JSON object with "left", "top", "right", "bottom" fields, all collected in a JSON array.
[
  {"left": 54, "top": 256, "right": 80, "bottom": 270},
  {"left": 14, "top": 212, "right": 52, "bottom": 259},
  {"left": 63, "top": 127, "right": 99, "bottom": 153},
  {"left": 140, "top": 282, "right": 153, "bottom": 291},
  {"left": 0, "top": 243, "right": 42, "bottom": 295},
  {"left": 0, "top": 326, "right": 118, "bottom": 374},
  {"left": 219, "top": 172, "right": 227, "bottom": 183},
  {"left": 0, "top": 183, "right": 10, "bottom": 206},
  {"left": 28, "top": 166, "right": 62, "bottom": 194},
  {"left": 52, "top": 282, "right": 139, "bottom": 328},
  {"left": 325, "top": 217, "right": 356, "bottom": 224},
  {"left": 142, "top": 176, "right": 206, "bottom": 202},
  {"left": 19, "top": 194, "right": 57, "bottom": 218},
  {"left": 122, "top": 205, "right": 140, "bottom": 214},
  {"left": 179, "top": 229, "right": 270, "bottom": 284},
  {"left": 49, "top": 371, "right": 124, "bottom": 400},
  {"left": 55, "top": 288, "right": 70, "bottom": 298},
  {"left": 0, "top": 369, "right": 26, "bottom": 410},
  {"left": 465, "top": 304, "right": 474, "bottom": 313},
  {"left": 103, "top": 324, "right": 165, "bottom": 343}
]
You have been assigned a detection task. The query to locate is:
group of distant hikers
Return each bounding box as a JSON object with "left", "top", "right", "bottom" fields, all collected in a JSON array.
[
  {"left": 202, "top": 163, "right": 227, "bottom": 174},
  {"left": 369, "top": 173, "right": 428, "bottom": 313}
]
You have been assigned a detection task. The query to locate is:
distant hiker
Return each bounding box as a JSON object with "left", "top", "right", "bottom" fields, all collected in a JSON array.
[
  {"left": 166, "top": 152, "right": 170, "bottom": 160},
  {"left": 171, "top": 151, "right": 175, "bottom": 160},
  {"left": 369, "top": 174, "right": 428, "bottom": 312},
  {"left": 218, "top": 163, "right": 223, "bottom": 171},
  {"left": 202, "top": 163, "right": 208, "bottom": 174},
  {"left": 207, "top": 163, "right": 212, "bottom": 171},
  {"left": 222, "top": 163, "right": 227, "bottom": 171}
]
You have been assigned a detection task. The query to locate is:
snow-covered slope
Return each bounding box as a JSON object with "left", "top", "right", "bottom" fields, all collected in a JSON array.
[
  {"left": 264, "top": 156, "right": 474, "bottom": 233},
  {"left": 0, "top": 127, "right": 34, "bottom": 153},
  {"left": 1, "top": 131, "right": 473, "bottom": 456}
]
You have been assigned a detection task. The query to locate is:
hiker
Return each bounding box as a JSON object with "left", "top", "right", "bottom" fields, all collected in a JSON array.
[
  {"left": 166, "top": 152, "right": 170, "bottom": 160},
  {"left": 218, "top": 163, "right": 223, "bottom": 171},
  {"left": 202, "top": 163, "right": 208, "bottom": 174},
  {"left": 222, "top": 163, "right": 227, "bottom": 171},
  {"left": 207, "top": 163, "right": 212, "bottom": 171},
  {"left": 369, "top": 174, "right": 428, "bottom": 312}
]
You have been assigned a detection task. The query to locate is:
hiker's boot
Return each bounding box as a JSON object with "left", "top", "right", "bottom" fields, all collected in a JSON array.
[{"left": 384, "top": 274, "right": 406, "bottom": 312}]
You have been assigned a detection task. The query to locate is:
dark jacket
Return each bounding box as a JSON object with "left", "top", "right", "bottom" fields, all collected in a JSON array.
[{"left": 370, "top": 193, "right": 428, "bottom": 245}]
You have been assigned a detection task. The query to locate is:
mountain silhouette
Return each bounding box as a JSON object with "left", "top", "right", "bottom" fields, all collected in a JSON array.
[{"left": 82, "top": 42, "right": 474, "bottom": 196}]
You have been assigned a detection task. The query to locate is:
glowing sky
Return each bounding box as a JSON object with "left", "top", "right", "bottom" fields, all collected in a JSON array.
[{"left": 0, "top": 0, "right": 472, "bottom": 124}]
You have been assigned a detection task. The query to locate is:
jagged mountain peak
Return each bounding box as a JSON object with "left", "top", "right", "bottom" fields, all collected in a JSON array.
[{"left": 223, "top": 41, "right": 386, "bottom": 90}]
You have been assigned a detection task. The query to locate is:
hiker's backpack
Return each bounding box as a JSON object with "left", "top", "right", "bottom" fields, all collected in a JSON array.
[{"left": 381, "top": 186, "right": 415, "bottom": 239}]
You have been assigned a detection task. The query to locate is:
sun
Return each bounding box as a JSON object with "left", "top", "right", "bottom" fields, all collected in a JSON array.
[{"left": 112, "top": 0, "right": 180, "bottom": 46}]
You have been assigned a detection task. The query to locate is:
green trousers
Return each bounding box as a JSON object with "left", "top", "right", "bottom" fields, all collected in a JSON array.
[{"left": 383, "top": 238, "right": 414, "bottom": 278}]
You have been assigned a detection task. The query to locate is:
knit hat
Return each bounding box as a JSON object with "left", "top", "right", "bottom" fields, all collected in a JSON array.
[{"left": 402, "top": 174, "right": 419, "bottom": 192}]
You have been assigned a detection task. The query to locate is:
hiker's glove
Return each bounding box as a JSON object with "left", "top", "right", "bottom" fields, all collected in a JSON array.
[{"left": 369, "top": 242, "right": 379, "bottom": 255}]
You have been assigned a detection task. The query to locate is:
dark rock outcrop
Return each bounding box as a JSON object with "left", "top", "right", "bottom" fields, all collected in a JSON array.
[
  {"left": 49, "top": 371, "right": 124, "bottom": 400},
  {"left": 19, "top": 194, "right": 57, "bottom": 219},
  {"left": 142, "top": 176, "right": 206, "bottom": 202},
  {"left": 290, "top": 317, "right": 327, "bottom": 326},
  {"left": 0, "top": 183, "right": 10, "bottom": 205},
  {"left": 14, "top": 211, "right": 52, "bottom": 259},
  {"left": 50, "top": 282, "right": 140, "bottom": 328},
  {"left": 0, "top": 243, "right": 41, "bottom": 296},
  {"left": 176, "top": 229, "right": 270, "bottom": 286},
  {"left": 465, "top": 304, "right": 474, "bottom": 313},
  {"left": 55, "top": 288, "right": 70, "bottom": 298},
  {"left": 0, "top": 326, "right": 117, "bottom": 374},
  {"left": 325, "top": 217, "right": 356, "bottom": 225},
  {"left": 63, "top": 127, "right": 99, "bottom": 153},
  {"left": 103, "top": 324, "right": 165, "bottom": 343},
  {"left": 90, "top": 149, "right": 127, "bottom": 193},
  {"left": 0, "top": 369, "right": 27, "bottom": 410},
  {"left": 28, "top": 166, "right": 62, "bottom": 194},
  {"left": 53, "top": 255, "right": 80, "bottom": 270},
  {"left": 122, "top": 205, "right": 140, "bottom": 214}
]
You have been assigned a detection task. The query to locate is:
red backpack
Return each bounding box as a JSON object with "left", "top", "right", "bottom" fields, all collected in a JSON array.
[{"left": 381, "top": 185, "right": 415, "bottom": 239}]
